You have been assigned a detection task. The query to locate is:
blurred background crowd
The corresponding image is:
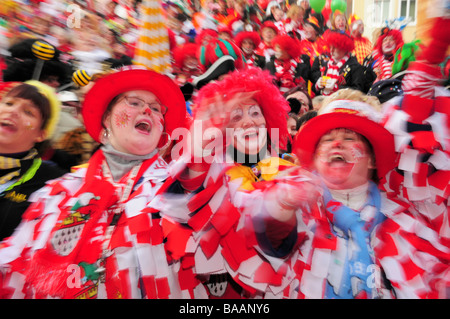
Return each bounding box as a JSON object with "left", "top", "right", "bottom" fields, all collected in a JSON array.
[{"left": 0, "top": 0, "right": 448, "bottom": 172}]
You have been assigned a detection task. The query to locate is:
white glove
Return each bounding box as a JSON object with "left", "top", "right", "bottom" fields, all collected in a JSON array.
[
  {"left": 316, "top": 77, "right": 326, "bottom": 89},
  {"left": 324, "top": 78, "right": 337, "bottom": 90}
]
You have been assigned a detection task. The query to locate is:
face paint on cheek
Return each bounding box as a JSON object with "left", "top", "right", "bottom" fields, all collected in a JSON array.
[
  {"left": 114, "top": 109, "right": 131, "bottom": 128},
  {"left": 25, "top": 122, "right": 35, "bottom": 130},
  {"left": 315, "top": 145, "right": 329, "bottom": 163},
  {"left": 347, "top": 143, "right": 368, "bottom": 164}
]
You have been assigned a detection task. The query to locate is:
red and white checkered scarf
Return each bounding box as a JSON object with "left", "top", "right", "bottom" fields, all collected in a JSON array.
[
  {"left": 372, "top": 49, "right": 393, "bottom": 82},
  {"left": 274, "top": 58, "right": 304, "bottom": 93},
  {"left": 323, "top": 54, "right": 349, "bottom": 94}
]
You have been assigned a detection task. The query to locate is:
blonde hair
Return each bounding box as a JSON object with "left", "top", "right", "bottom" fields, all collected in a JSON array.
[
  {"left": 331, "top": 11, "right": 348, "bottom": 31},
  {"left": 312, "top": 95, "right": 325, "bottom": 111},
  {"left": 286, "top": 4, "right": 305, "bottom": 20},
  {"left": 319, "top": 88, "right": 382, "bottom": 113}
]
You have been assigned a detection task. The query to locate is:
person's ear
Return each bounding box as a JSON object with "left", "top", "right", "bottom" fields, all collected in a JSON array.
[
  {"left": 368, "top": 154, "right": 376, "bottom": 170},
  {"left": 34, "top": 129, "right": 46, "bottom": 144}
]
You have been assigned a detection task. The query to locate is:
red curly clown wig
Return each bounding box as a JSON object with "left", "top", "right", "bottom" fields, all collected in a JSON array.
[
  {"left": 193, "top": 67, "right": 290, "bottom": 150},
  {"left": 261, "top": 21, "right": 279, "bottom": 34},
  {"left": 375, "top": 28, "right": 404, "bottom": 55},
  {"left": 235, "top": 31, "right": 261, "bottom": 49},
  {"left": 172, "top": 42, "right": 199, "bottom": 69},
  {"left": 195, "top": 29, "right": 219, "bottom": 45},
  {"left": 272, "top": 35, "right": 302, "bottom": 59},
  {"left": 324, "top": 30, "right": 355, "bottom": 52}
]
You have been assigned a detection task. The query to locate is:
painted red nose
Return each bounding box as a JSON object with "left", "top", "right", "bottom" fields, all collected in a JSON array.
[{"left": 143, "top": 108, "right": 152, "bottom": 116}]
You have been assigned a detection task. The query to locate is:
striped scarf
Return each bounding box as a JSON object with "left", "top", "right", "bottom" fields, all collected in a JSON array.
[
  {"left": 401, "top": 70, "right": 442, "bottom": 98},
  {"left": 372, "top": 49, "right": 393, "bottom": 83},
  {"left": 274, "top": 58, "right": 301, "bottom": 93},
  {"left": 322, "top": 54, "right": 349, "bottom": 95},
  {"left": 0, "top": 149, "right": 38, "bottom": 184}
]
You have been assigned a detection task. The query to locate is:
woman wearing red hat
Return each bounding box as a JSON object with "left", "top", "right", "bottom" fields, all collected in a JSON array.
[
  {"left": 0, "top": 67, "right": 206, "bottom": 299},
  {"left": 250, "top": 49, "right": 450, "bottom": 298},
  {"left": 254, "top": 16, "right": 450, "bottom": 299},
  {"left": 159, "top": 67, "right": 319, "bottom": 298},
  {"left": 286, "top": 92, "right": 398, "bottom": 298},
  {"left": 239, "top": 89, "right": 397, "bottom": 299},
  {"left": 311, "top": 30, "right": 371, "bottom": 96}
]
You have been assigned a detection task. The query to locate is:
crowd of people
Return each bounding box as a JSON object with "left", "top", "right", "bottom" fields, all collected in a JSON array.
[{"left": 0, "top": 0, "right": 449, "bottom": 300}]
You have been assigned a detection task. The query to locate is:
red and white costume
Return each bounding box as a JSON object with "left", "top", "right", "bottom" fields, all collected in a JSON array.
[
  {"left": 0, "top": 150, "right": 206, "bottom": 299},
  {"left": 371, "top": 28, "right": 404, "bottom": 83}
]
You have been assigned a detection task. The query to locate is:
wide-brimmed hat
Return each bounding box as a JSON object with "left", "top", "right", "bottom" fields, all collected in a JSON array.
[
  {"left": 293, "top": 100, "right": 396, "bottom": 179},
  {"left": 82, "top": 66, "right": 186, "bottom": 143}
]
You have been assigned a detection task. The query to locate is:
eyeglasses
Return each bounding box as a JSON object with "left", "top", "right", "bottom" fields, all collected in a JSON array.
[{"left": 121, "top": 96, "right": 167, "bottom": 116}]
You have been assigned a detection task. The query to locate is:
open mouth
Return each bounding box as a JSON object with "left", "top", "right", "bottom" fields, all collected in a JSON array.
[
  {"left": 134, "top": 120, "right": 152, "bottom": 134},
  {"left": 327, "top": 154, "right": 349, "bottom": 167},
  {"left": 329, "top": 154, "right": 345, "bottom": 162},
  {"left": 235, "top": 128, "right": 260, "bottom": 140},
  {"left": 0, "top": 119, "right": 17, "bottom": 132},
  {"left": 383, "top": 45, "right": 395, "bottom": 52},
  {"left": 243, "top": 131, "right": 259, "bottom": 140},
  {"left": 233, "top": 127, "right": 267, "bottom": 154}
]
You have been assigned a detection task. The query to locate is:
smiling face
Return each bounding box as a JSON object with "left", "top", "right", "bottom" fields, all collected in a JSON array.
[
  {"left": 303, "top": 24, "right": 318, "bottom": 41},
  {"left": 273, "top": 7, "right": 284, "bottom": 22},
  {"left": 382, "top": 35, "right": 396, "bottom": 55},
  {"left": 313, "top": 128, "right": 375, "bottom": 190},
  {"left": 227, "top": 98, "right": 267, "bottom": 155},
  {"left": 103, "top": 90, "right": 166, "bottom": 156},
  {"left": 261, "top": 27, "right": 277, "bottom": 44},
  {"left": 241, "top": 38, "right": 255, "bottom": 55},
  {"left": 0, "top": 95, "right": 46, "bottom": 154},
  {"left": 334, "top": 14, "right": 347, "bottom": 31},
  {"left": 351, "top": 20, "right": 364, "bottom": 37},
  {"left": 184, "top": 56, "right": 199, "bottom": 70}
]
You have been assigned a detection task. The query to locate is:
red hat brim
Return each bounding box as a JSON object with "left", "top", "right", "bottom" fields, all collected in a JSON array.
[
  {"left": 82, "top": 69, "right": 186, "bottom": 143},
  {"left": 293, "top": 113, "right": 397, "bottom": 179}
]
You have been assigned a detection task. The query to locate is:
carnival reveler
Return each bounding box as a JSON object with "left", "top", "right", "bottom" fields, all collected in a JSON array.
[
  {"left": 0, "top": 81, "right": 65, "bottom": 241},
  {"left": 158, "top": 66, "right": 321, "bottom": 298},
  {"left": 242, "top": 17, "right": 449, "bottom": 299},
  {"left": 0, "top": 66, "right": 207, "bottom": 299}
]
